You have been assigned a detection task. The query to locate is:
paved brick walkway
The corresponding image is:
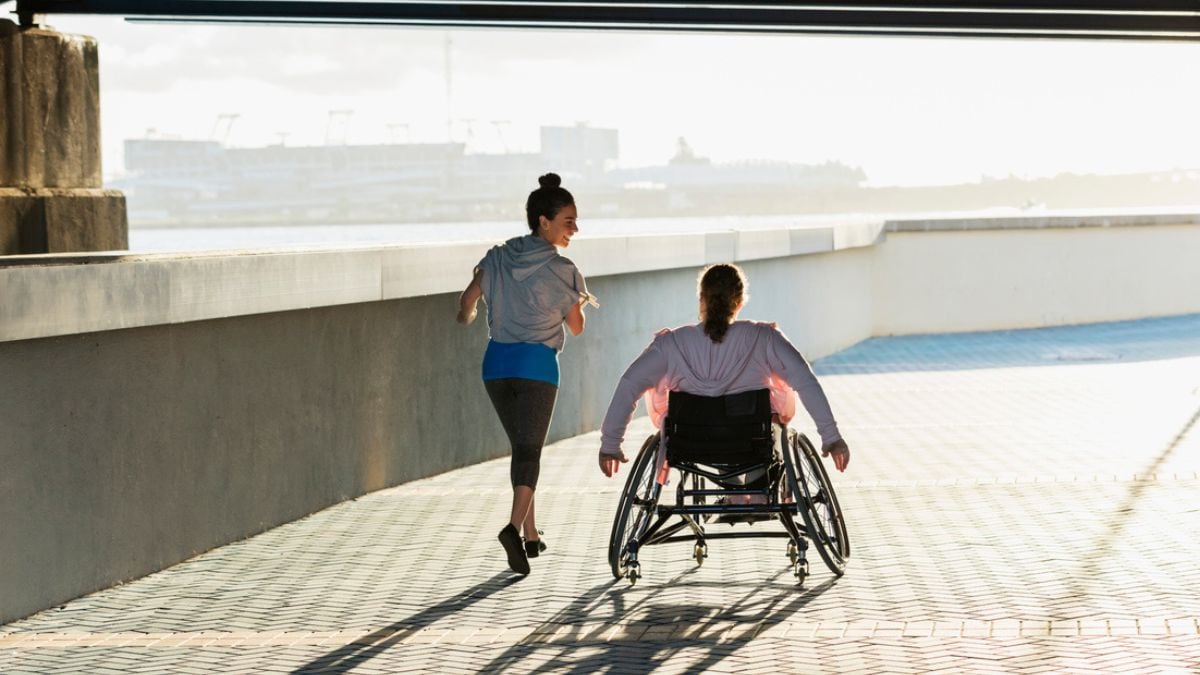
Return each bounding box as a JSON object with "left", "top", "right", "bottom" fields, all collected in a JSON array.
[{"left": 3, "top": 315, "right": 1200, "bottom": 673}]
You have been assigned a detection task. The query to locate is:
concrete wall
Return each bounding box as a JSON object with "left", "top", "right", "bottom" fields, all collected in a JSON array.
[
  {"left": 873, "top": 219, "right": 1200, "bottom": 335},
  {"left": 1, "top": 212, "right": 1197, "bottom": 624}
]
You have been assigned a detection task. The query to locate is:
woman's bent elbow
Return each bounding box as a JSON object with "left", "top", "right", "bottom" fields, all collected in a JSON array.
[{"left": 565, "top": 307, "right": 585, "bottom": 336}]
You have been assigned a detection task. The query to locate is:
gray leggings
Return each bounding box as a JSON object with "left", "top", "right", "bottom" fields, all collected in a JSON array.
[{"left": 484, "top": 378, "right": 559, "bottom": 490}]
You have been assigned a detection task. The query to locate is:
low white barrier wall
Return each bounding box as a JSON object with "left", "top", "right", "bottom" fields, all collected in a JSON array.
[
  {"left": 0, "top": 220, "right": 884, "bottom": 344},
  {"left": 872, "top": 220, "right": 1200, "bottom": 335}
]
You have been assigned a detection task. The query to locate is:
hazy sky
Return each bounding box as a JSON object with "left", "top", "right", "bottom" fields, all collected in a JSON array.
[{"left": 17, "top": 9, "right": 1200, "bottom": 186}]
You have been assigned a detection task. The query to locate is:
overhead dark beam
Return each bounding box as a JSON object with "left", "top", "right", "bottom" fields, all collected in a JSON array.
[{"left": 15, "top": 1, "right": 1200, "bottom": 40}]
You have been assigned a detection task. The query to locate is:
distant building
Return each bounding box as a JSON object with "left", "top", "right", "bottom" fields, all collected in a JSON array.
[
  {"left": 539, "top": 124, "right": 620, "bottom": 179},
  {"left": 119, "top": 125, "right": 868, "bottom": 225}
]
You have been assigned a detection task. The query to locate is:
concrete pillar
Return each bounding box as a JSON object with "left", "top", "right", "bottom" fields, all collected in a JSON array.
[{"left": 1, "top": 19, "right": 127, "bottom": 254}]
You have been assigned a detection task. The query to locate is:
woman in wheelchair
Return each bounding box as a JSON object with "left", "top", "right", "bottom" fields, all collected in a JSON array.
[
  {"left": 598, "top": 263, "right": 849, "bottom": 475},
  {"left": 597, "top": 263, "right": 851, "bottom": 583}
]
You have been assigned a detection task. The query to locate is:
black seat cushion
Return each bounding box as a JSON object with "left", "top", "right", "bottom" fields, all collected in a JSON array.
[{"left": 665, "top": 389, "right": 774, "bottom": 465}]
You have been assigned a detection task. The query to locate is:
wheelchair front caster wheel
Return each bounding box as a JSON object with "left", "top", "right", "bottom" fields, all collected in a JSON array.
[
  {"left": 787, "top": 542, "right": 799, "bottom": 566},
  {"left": 794, "top": 560, "right": 809, "bottom": 586},
  {"left": 694, "top": 543, "right": 708, "bottom": 566},
  {"left": 626, "top": 562, "right": 641, "bottom": 586}
]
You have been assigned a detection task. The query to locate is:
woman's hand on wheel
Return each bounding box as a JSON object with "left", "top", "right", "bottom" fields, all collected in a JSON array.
[
  {"left": 599, "top": 451, "right": 628, "bottom": 477},
  {"left": 822, "top": 439, "right": 850, "bottom": 472}
]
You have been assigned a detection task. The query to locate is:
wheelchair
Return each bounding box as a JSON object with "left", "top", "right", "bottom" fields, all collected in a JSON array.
[{"left": 608, "top": 389, "right": 849, "bottom": 586}]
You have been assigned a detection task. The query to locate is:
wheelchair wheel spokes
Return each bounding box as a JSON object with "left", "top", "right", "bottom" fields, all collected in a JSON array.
[
  {"left": 608, "top": 433, "right": 663, "bottom": 581},
  {"left": 776, "top": 427, "right": 811, "bottom": 584},
  {"left": 797, "top": 433, "right": 850, "bottom": 560},
  {"left": 787, "top": 432, "right": 849, "bottom": 576}
]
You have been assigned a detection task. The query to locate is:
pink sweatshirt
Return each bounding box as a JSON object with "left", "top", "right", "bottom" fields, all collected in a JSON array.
[{"left": 599, "top": 320, "right": 842, "bottom": 456}]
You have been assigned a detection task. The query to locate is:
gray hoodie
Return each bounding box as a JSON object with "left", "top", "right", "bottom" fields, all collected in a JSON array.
[{"left": 478, "top": 235, "right": 587, "bottom": 352}]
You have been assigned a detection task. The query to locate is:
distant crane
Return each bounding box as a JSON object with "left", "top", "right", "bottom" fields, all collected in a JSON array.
[
  {"left": 491, "top": 120, "right": 510, "bottom": 153},
  {"left": 272, "top": 131, "right": 290, "bottom": 147},
  {"left": 444, "top": 32, "right": 453, "bottom": 144},
  {"left": 325, "top": 110, "right": 354, "bottom": 146},
  {"left": 457, "top": 117, "right": 477, "bottom": 145},
  {"left": 449, "top": 117, "right": 479, "bottom": 149},
  {"left": 210, "top": 113, "right": 240, "bottom": 146}
]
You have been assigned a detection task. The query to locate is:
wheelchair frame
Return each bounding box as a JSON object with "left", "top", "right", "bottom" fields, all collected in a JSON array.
[{"left": 608, "top": 423, "right": 849, "bottom": 586}]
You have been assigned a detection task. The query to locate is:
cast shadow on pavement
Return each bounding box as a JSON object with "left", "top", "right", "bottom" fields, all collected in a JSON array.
[
  {"left": 476, "top": 567, "right": 841, "bottom": 673},
  {"left": 1022, "top": 399, "right": 1200, "bottom": 667},
  {"left": 1072, "top": 398, "right": 1200, "bottom": 592},
  {"left": 289, "top": 571, "right": 522, "bottom": 674}
]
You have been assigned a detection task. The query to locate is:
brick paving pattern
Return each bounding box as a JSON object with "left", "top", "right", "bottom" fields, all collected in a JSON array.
[{"left": 3, "top": 314, "right": 1199, "bottom": 673}]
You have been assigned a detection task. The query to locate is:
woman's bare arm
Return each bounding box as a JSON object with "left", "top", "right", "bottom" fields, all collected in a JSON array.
[
  {"left": 565, "top": 301, "right": 585, "bottom": 336},
  {"left": 457, "top": 268, "right": 483, "bottom": 325},
  {"left": 765, "top": 326, "right": 851, "bottom": 471},
  {"left": 598, "top": 339, "right": 668, "bottom": 475}
]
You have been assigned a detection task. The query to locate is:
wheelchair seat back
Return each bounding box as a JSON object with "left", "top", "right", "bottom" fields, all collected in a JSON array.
[{"left": 664, "top": 389, "right": 774, "bottom": 466}]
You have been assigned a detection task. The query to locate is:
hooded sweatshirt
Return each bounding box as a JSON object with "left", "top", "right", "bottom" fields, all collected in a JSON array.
[
  {"left": 477, "top": 234, "right": 587, "bottom": 352},
  {"left": 599, "top": 321, "right": 842, "bottom": 456}
]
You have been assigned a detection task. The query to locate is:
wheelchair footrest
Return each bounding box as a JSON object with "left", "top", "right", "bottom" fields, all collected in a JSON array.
[
  {"left": 665, "top": 504, "right": 793, "bottom": 515},
  {"left": 655, "top": 531, "right": 793, "bottom": 545},
  {"left": 682, "top": 489, "right": 770, "bottom": 498}
]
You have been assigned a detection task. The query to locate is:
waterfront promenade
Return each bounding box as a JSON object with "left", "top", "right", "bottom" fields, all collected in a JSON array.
[{"left": 2, "top": 315, "right": 1199, "bottom": 673}]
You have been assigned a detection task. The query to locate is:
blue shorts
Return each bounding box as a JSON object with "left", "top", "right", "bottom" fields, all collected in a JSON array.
[{"left": 482, "top": 340, "right": 559, "bottom": 386}]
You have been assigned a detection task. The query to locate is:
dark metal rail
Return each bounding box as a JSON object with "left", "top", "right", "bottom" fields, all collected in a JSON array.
[{"left": 13, "top": 1, "right": 1200, "bottom": 41}]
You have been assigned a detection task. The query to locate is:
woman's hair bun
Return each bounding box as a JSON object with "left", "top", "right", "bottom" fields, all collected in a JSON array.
[{"left": 525, "top": 172, "right": 574, "bottom": 233}]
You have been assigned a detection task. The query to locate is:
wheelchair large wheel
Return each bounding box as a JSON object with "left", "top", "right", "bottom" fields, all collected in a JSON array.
[
  {"left": 783, "top": 432, "right": 849, "bottom": 576},
  {"left": 608, "top": 433, "right": 663, "bottom": 580}
]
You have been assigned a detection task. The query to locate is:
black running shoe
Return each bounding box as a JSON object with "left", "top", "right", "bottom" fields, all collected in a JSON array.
[
  {"left": 498, "top": 524, "right": 530, "bottom": 575},
  {"left": 524, "top": 535, "right": 547, "bottom": 558}
]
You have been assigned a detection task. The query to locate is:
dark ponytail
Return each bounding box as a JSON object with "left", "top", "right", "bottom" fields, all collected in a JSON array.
[
  {"left": 525, "top": 172, "right": 575, "bottom": 233},
  {"left": 699, "top": 263, "right": 747, "bottom": 343}
]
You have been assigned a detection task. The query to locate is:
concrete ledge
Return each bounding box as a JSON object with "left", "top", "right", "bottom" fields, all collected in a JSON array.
[
  {"left": 0, "top": 222, "right": 881, "bottom": 343},
  {"left": 887, "top": 209, "right": 1200, "bottom": 232},
  {"left": 3, "top": 210, "right": 1199, "bottom": 344},
  {"left": 872, "top": 223, "right": 1200, "bottom": 334}
]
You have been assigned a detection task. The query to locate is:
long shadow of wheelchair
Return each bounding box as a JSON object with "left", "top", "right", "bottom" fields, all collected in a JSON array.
[
  {"left": 290, "top": 566, "right": 836, "bottom": 674},
  {"left": 476, "top": 567, "right": 840, "bottom": 674},
  {"left": 289, "top": 571, "right": 523, "bottom": 674}
]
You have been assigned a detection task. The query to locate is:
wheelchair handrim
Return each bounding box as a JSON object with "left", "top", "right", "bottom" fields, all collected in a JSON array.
[
  {"left": 798, "top": 434, "right": 851, "bottom": 559},
  {"left": 608, "top": 433, "right": 662, "bottom": 579},
  {"left": 786, "top": 432, "right": 848, "bottom": 575}
]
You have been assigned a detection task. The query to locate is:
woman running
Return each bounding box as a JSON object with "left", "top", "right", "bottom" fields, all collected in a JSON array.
[{"left": 457, "top": 172, "right": 591, "bottom": 575}]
